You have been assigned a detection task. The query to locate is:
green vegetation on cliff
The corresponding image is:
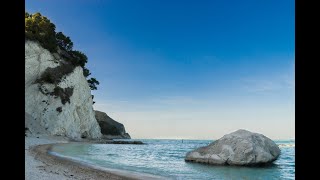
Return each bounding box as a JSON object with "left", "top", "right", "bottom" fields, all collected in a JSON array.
[{"left": 25, "top": 12, "right": 99, "bottom": 91}]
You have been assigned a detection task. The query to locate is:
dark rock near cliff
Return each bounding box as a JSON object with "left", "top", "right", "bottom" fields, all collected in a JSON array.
[
  {"left": 95, "top": 110, "right": 131, "bottom": 139},
  {"left": 105, "top": 140, "right": 143, "bottom": 144}
]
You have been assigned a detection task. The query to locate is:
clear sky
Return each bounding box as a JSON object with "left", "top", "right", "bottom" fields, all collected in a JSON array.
[{"left": 26, "top": 0, "right": 295, "bottom": 140}]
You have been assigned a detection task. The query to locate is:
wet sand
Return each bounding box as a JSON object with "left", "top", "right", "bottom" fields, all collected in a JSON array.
[{"left": 25, "top": 136, "right": 164, "bottom": 180}]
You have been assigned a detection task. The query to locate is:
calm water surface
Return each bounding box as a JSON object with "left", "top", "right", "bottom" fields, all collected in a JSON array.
[{"left": 50, "top": 139, "right": 295, "bottom": 180}]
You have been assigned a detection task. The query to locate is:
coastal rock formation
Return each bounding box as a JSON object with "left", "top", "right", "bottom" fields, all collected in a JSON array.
[
  {"left": 185, "top": 129, "right": 280, "bottom": 166},
  {"left": 25, "top": 40, "right": 102, "bottom": 139},
  {"left": 95, "top": 110, "right": 131, "bottom": 139},
  {"left": 25, "top": 112, "right": 48, "bottom": 136},
  {"left": 105, "top": 140, "right": 143, "bottom": 144}
]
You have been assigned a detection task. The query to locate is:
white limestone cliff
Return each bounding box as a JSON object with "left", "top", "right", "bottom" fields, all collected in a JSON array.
[{"left": 25, "top": 40, "right": 102, "bottom": 139}]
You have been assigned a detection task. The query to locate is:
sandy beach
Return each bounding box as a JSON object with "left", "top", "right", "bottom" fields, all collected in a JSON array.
[{"left": 25, "top": 135, "right": 164, "bottom": 180}]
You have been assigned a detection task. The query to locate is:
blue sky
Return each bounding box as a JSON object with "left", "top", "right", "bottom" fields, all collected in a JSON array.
[{"left": 26, "top": 0, "right": 295, "bottom": 139}]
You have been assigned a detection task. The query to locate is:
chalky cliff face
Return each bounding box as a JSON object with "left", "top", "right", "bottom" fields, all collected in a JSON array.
[{"left": 25, "top": 40, "right": 102, "bottom": 139}]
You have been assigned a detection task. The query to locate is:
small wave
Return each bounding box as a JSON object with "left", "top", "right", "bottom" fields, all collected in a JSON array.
[{"left": 278, "top": 144, "right": 295, "bottom": 148}]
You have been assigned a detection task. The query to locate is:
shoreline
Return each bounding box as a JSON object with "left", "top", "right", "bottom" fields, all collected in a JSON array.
[
  {"left": 25, "top": 136, "right": 294, "bottom": 180},
  {"left": 25, "top": 136, "right": 164, "bottom": 180}
]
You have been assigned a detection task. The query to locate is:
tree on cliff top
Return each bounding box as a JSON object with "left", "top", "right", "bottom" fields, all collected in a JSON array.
[
  {"left": 25, "top": 12, "right": 57, "bottom": 52},
  {"left": 56, "top": 32, "right": 73, "bottom": 52},
  {"left": 25, "top": 12, "right": 99, "bottom": 91}
]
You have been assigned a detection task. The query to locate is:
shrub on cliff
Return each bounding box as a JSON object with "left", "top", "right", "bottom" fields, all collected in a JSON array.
[
  {"left": 70, "top": 50, "right": 88, "bottom": 68},
  {"left": 36, "top": 62, "right": 76, "bottom": 85},
  {"left": 83, "top": 67, "right": 91, "bottom": 77},
  {"left": 56, "top": 32, "right": 73, "bottom": 52},
  {"left": 25, "top": 12, "right": 57, "bottom": 52},
  {"left": 87, "top": 78, "right": 100, "bottom": 91},
  {"left": 50, "top": 87, "right": 74, "bottom": 105},
  {"left": 26, "top": 12, "right": 99, "bottom": 91}
]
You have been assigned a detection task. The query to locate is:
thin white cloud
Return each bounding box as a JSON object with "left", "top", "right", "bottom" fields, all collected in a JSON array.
[
  {"left": 154, "top": 96, "right": 203, "bottom": 106},
  {"left": 243, "top": 79, "right": 281, "bottom": 93},
  {"left": 242, "top": 70, "right": 294, "bottom": 93}
]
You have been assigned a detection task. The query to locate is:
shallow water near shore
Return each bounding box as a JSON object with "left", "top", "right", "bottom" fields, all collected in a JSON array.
[{"left": 50, "top": 139, "right": 295, "bottom": 180}]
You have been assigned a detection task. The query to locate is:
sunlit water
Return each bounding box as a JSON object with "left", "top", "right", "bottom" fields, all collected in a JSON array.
[{"left": 50, "top": 139, "right": 295, "bottom": 180}]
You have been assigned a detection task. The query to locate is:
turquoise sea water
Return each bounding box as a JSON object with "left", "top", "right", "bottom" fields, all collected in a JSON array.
[{"left": 50, "top": 139, "right": 295, "bottom": 180}]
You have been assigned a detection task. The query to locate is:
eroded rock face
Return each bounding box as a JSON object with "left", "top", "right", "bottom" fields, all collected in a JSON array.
[
  {"left": 25, "top": 112, "right": 48, "bottom": 136},
  {"left": 95, "top": 110, "right": 131, "bottom": 139},
  {"left": 25, "top": 40, "right": 102, "bottom": 139},
  {"left": 185, "top": 129, "right": 280, "bottom": 166}
]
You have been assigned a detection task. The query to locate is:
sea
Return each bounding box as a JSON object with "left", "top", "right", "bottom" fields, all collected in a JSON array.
[{"left": 49, "top": 139, "right": 295, "bottom": 180}]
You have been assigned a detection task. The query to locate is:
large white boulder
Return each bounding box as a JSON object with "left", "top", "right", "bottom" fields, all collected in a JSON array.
[
  {"left": 185, "top": 129, "right": 280, "bottom": 165},
  {"left": 25, "top": 40, "right": 102, "bottom": 139}
]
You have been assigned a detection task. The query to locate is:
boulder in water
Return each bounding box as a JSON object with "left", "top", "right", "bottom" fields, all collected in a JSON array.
[{"left": 185, "top": 129, "right": 280, "bottom": 166}]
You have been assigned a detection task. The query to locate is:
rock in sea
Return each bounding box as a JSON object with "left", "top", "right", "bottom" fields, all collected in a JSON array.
[
  {"left": 95, "top": 110, "right": 131, "bottom": 139},
  {"left": 105, "top": 140, "right": 144, "bottom": 145},
  {"left": 185, "top": 129, "right": 281, "bottom": 166}
]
